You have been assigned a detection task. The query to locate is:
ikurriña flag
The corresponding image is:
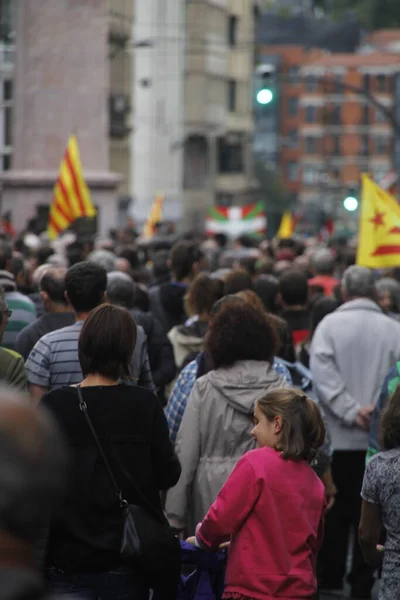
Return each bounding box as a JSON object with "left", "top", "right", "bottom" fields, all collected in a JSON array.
[
  {"left": 47, "top": 135, "right": 96, "bottom": 240},
  {"left": 357, "top": 174, "right": 400, "bottom": 268}
]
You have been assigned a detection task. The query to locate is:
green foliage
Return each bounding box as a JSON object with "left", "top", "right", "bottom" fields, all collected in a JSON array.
[{"left": 315, "top": 0, "right": 400, "bottom": 29}]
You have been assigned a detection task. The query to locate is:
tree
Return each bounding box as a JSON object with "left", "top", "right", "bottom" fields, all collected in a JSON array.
[{"left": 254, "top": 161, "right": 293, "bottom": 237}]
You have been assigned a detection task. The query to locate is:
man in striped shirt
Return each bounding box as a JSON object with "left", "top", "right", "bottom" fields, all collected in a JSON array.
[
  {"left": 26, "top": 261, "right": 154, "bottom": 405},
  {"left": 0, "top": 241, "right": 36, "bottom": 350}
]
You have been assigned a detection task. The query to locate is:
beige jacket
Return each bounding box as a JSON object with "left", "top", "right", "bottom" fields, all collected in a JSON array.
[{"left": 166, "top": 359, "right": 288, "bottom": 533}]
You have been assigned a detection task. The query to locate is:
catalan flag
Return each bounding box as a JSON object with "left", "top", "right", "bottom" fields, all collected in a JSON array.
[
  {"left": 142, "top": 193, "right": 164, "bottom": 238},
  {"left": 277, "top": 211, "right": 295, "bottom": 239},
  {"left": 47, "top": 135, "right": 96, "bottom": 240}
]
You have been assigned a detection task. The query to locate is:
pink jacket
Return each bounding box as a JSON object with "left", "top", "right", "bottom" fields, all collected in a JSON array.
[{"left": 197, "top": 447, "right": 326, "bottom": 600}]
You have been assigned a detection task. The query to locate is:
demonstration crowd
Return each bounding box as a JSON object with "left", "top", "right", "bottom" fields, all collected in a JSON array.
[{"left": 0, "top": 231, "right": 400, "bottom": 600}]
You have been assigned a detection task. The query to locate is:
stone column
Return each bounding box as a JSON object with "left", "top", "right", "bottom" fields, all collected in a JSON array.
[{"left": 2, "top": 0, "right": 121, "bottom": 235}]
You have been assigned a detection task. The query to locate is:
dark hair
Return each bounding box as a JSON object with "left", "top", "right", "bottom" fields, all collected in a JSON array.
[
  {"left": 254, "top": 275, "right": 279, "bottom": 313},
  {"left": 0, "top": 239, "right": 12, "bottom": 270},
  {"left": 310, "top": 297, "right": 338, "bottom": 339},
  {"left": 10, "top": 256, "right": 24, "bottom": 279},
  {"left": 224, "top": 270, "right": 253, "bottom": 295},
  {"left": 78, "top": 304, "right": 137, "bottom": 380},
  {"left": 279, "top": 270, "right": 308, "bottom": 307},
  {"left": 238, "top": 256, "right": 258, "bottom": 277},
  {"left": 133, "top": 284, "right": 150, "bottom": 312},
  {"left": 170, "top": 241, "right": 204, "bottom": 281},
  {"left": 152, "top": 250, "right": 170, "bottom": 281},
  {"left": 40, "top": 268, "right": 69, "bottom": 306},
  {"left": 256, "top": 389, "right": 325, "bottom": 463},
  {"left": 65, "top": 261, "right": 107, "bottom": 313},
  {"left": 380, "top": 385, "right": 400, "bottom": 450},
  {"left": 118, "top": 246, "right": 141, "bottom": 270},
  {"left": 185, "top": 273, "right": 224, "bottom": 318},
  {"left": 205, "top": 302, "right": 278, "bottom": 369}
]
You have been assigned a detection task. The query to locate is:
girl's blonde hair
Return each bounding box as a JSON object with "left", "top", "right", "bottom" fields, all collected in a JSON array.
[{"left": 256, "top": 388, "right": 325, "bottom": 463}]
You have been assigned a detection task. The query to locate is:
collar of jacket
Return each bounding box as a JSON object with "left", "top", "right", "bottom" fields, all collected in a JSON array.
[{"left": 336, "top": 298, "right": 382, "bottom": 314}]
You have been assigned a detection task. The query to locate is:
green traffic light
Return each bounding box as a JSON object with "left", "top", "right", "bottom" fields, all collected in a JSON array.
[
  {"left": 343, "top": 196, "right": 358, "bottom": 212},
  {"left": 256, "top": 89, "right": 273, "bottom": 105}
]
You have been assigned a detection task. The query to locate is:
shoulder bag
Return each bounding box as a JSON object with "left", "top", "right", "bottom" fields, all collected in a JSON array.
[{"left": 76, "top": 385, "right": 181, "bottom": 593}]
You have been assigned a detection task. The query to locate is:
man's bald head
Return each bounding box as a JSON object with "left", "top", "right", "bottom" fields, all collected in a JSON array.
[
  {"left": 40, "top": 267, "right": 69, "bottom": 307},
  {"left": 0, "top": 390, "right": 67, "bottom": 542}
]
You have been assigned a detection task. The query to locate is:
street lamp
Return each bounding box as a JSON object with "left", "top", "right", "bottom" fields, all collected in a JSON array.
[{"left": 257, "top": 88, "right": 273, "bottom": 105}]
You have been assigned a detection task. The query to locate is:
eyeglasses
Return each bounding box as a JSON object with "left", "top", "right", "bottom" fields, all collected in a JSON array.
[{"left": 4, "top": 310, "right": 12, "bottom": 318}]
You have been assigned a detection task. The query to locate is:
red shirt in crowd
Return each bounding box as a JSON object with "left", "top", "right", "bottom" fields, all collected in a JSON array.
[
  {"left": 197, "top": 447, "right": 326, "bottom": 600},
  {"left": 308, "top": 275, "right": 339, "bottom": 297}
]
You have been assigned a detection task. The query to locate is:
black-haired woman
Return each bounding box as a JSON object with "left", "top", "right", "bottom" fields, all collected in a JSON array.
[{"left": 41, "top": 304, "right": 181, "bottom": 600}]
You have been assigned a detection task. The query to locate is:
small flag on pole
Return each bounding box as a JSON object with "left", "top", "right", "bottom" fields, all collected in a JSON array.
[
  {"left": 277, "top": 211, "right": 295, "bottom": 239},
  {"left": 47, "top": 135, "right": 96, "bottom": 240},
  {"left": 142, "top": 193, "right": 164, "bottom": 239}
]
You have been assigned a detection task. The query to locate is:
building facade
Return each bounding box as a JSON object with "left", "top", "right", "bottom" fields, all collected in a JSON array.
[
  {"left": 299, "top": 52, "right": 400, "bottom": 215},
  {"left": 183, "top": 0, "right": 259, "bottom": 231}
]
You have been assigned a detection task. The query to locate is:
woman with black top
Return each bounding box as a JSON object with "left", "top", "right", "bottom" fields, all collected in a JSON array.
[{"left": 41, "top": 303, "right": 181, "bottom": 600}]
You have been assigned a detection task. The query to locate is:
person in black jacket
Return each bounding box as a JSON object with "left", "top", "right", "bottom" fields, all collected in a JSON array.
[
  {"left": 107, "top": 271, "right": 176, "bottom": 401},
  {"left": 41, "top": 304, "right": 181, "bottom": 599}
]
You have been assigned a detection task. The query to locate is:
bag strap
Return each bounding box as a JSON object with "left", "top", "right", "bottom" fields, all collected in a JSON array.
[
  {"left": 76, "top": 385, "right": 166, "bottom": 523},
  {"left": 76, "top": 385, "right": 127, "bottom": 508}
]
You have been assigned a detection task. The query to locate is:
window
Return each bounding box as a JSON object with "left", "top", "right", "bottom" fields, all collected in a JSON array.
[
  {"left": 227, "top": 79, "right": 237, "bottom": 112},
  {"left": 360, "top": 135, "right": 369, "bottom": 156},
  {"left": 228, "top": 15, "right": 238, "bottom": 46},
  {"left": 376, "top": 108, "right": 387, "bottom": 123},
  {"left": 362, "top": 104, "right": 370, "bottom": 124},
  {"left": 333, "top": 74, "right": 342, "bottom": 94},
  {"left": 377, "top": 74, "right": 386, "bottom": 92},
  {"left": 332, "top": 136, "right": 340, "bottom": 154},
  {"left": 375, "top": 136, "right": 386, "bottom": 154},
  {"left": 2, "top": 154, "right": 10, "bottom": 171},
  {"left": 218, "top": 135, "right": 244, "bottom": 173},
  {"left": 288, "top": 129, "right": 298, "bottom": 148},
  {"left": 303, "top": 166, "right": 319, "bottom": 185},
  {"left": 332, "top": 106, "right": 341, "bottom": 124},
  {"left": 288, "top": 97, "right": 298, "bottom": 117},
  {"left": 287, "top": 161, "right": 298, "bottom": 181},
  {"left": 305, "top": 136, "right": 316, "bottom": 153},
  {"left": 288, "top": 66, "right": 298, "bottom": 84},
  {"left": 305, "top": 106, "right": 316, "bottom": 123},
  {"left": 306, "top": 75, "right": 317, "bottom": 92},
  {"left": 3, "top": 80, "right": 11, "bottom": 101}
]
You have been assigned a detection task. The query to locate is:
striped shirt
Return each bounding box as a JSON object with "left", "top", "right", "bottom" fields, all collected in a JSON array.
[{"left": 25, "top": 321, "right": 155, "bottom": 391}]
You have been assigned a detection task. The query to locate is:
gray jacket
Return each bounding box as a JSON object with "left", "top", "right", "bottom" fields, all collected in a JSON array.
[
  {"left": 310, "top": 298, "right": 400, "bottom": 451},
  {"left": 165, "top": 360, "right": 287, "bottom": 533}
]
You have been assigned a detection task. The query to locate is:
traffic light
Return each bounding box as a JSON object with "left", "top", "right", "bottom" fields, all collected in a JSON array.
[
  {"left": 256, "top": 65, "right": 275, "bottom": 105},
  {"left": 343, "top": 189, "right": 358, "bottom": 212}
]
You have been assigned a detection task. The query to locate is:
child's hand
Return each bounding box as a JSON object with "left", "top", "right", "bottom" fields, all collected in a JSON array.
[
  {"left": 219, "top": 541, "right": 230, "bottom": 549},
  {"left": 377, "top": 544, "right": 385, "bottom": 553},
  {"left": 186, "top": 536, "right": 196, "bottom": 546}
]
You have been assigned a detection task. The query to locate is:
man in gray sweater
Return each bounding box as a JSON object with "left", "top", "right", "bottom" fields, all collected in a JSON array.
[{"left": 311, "top": 266, "right": 400, "bottom": 598}]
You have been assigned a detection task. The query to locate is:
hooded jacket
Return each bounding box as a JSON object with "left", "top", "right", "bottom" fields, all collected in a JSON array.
[
  {"left": 168, "top": 321, "right": 208, "bottom": 370},
  {"left": 166, "top": 360, "right": 287, "bottom": 533}
]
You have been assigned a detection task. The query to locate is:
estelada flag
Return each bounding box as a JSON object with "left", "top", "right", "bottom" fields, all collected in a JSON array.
[
  {"left": 357, "top": 174, "right": 400, "bottom": 268},
  {"left": 47, "top": 135, "right": 96, "bottom": 240},
  {"left": 142, "top": 193, "right": 164, "bottom": 239},
  {"left": 277, "top": 211, "right": 295, "bottom": 239}
]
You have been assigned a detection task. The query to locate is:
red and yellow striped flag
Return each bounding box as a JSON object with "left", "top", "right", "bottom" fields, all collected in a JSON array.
[
  {"left": 47, "top": 135, "right": 96, "bottom": 240},
  {"left": 142, "top": 193, "right": 164, "bottom": 238}
]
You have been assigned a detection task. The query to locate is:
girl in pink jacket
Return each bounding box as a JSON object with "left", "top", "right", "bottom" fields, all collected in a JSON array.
[{"left": 193, "top": 389, "right": 326, "bottom": 600}]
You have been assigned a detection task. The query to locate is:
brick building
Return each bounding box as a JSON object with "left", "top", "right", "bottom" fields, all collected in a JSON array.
[{"left": 298, "top": 52, "right": 400, "bottom": 214}]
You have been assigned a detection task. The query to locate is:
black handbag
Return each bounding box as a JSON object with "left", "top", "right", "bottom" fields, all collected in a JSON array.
[{"left": 76, "top": 385, "right": 181, "bottom": 594}]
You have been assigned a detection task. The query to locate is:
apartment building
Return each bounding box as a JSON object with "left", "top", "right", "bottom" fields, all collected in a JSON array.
[
  {"left": 183, "top": 0, "right": 260, "bottom": 230},
  {"left": 298, "top": 52, "right": 400, "bottom": 213}
]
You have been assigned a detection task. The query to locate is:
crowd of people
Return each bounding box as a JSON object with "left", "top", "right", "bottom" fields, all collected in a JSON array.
[{"left": 0, "top": 229, "right": 400, "bottom": 599}]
